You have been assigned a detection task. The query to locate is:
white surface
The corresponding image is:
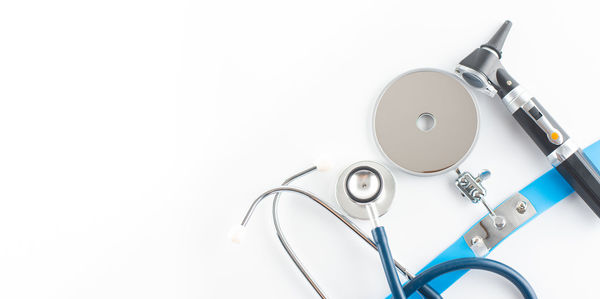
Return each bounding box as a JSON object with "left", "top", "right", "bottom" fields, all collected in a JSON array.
[
  {"left": 1, "top": 1, "right": 600, "bottom": 298},
  {"left": 228, "top": 225, "right": 246, "bottom": 244}
]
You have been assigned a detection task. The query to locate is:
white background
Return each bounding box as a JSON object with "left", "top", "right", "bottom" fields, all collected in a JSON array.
[{"left": 1, "top": 1, "right": 600, "bottom": 298}]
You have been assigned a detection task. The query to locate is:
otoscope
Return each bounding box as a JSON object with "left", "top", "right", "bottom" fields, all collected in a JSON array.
[{"left": 455, "top": 20, "right": 600, "bottom": 218}]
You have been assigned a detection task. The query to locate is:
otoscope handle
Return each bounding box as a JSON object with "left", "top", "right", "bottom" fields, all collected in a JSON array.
[
  {"left": 556, "top": 149, "right": 600, "bottom": 217},
  {"left": 509, "top": 96, "right": 568, "bottom": 155},
  {"left": 503, "top": 87, "right": 600, "bottom": 218}
]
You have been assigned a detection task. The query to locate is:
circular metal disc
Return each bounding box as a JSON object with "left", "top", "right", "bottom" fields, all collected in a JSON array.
[
  {"left": 335, "top": 161, "right": 395, "bottom": 220},
  {"left": 373, "top": 69, "right": 479, "bottom": 175}
]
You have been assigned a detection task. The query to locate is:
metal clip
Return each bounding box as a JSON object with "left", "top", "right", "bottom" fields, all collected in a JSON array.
[
  {"left": 463, "top": 193, "right": 537, "bottom": 256},
  {"left": 455, "top": 168, "right": 505, "bottom": 223},
  {"left": 455, "top": 168, "right": 509, "bottom": 238},
  {"left": 455, "top": 168, "right": 489, "bottom": 203}
]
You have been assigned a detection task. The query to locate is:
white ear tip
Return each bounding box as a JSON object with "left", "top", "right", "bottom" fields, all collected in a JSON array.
[
  {"left": 315, "top": 160, "right": 332, "bottom": 172},
  {"left": 228, "top": 225, "right": 246, "bottom": 244}
]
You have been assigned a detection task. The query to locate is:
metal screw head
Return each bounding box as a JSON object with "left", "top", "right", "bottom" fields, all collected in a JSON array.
[
  {"left": 507, "top": 80, "right": 513, "bottom": 86},
  {"left": 493, "top": 216, "right": 506, "bottom": 230},
  {"left": 516, "top": 201, "right": 528, "bottom": 214},
  {"left": 471, "top": 235, "right": 483, "bottom": 245},
  {"left": 471, "top": 192, "right": 482, "bottom": 203}
]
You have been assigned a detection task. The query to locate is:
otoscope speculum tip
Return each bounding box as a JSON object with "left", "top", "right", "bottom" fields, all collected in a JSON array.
[{"left": 481, "top": 20, "right": 512, "bottom": 58}]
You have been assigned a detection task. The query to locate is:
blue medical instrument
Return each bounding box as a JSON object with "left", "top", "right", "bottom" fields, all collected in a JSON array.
[
  {"left": 232, "top": 161, "right": 538, "bottom": 298},
  {"left": 385, "top": 139, "right": 600, "bottom": 299}
]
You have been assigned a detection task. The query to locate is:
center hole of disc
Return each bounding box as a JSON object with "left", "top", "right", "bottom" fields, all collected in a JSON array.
[{"left": 416, "top": 113, "right": 436, "bottom": 132}]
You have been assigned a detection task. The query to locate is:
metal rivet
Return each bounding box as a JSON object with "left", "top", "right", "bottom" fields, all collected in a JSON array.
[
  {"left": 507, "top": 80, "right": 513, "bottom": 86},
  {"left": 516, "top": 201, "right": 527, "bottom": 214},
  {"left": 494, "top": 216, "right": 506, "bottom": 230},
  {"left": 471, "top": 236, "right": 483, "bottom": 246}
]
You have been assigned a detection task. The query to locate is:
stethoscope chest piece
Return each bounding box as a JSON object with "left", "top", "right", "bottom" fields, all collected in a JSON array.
[{"left": 335, "top": 161, "right": 395, "bottom": 219}]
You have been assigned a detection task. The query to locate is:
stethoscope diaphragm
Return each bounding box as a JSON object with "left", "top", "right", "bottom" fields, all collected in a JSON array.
[
  {"left": 335, "top": 161, "right": 395, "bottom": 220},
  {"left": 373, "top": 69, "right": 479, "bottom": 175}
]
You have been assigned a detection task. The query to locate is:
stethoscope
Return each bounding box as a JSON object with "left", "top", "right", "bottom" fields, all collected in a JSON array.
[{"left": 231, "top": 161, "right": 538, "bottom": 299}]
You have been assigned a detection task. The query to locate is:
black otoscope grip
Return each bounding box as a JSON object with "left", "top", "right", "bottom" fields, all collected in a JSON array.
[
  {"left": 510, "top": 97, "right": 600, "bottom": 218},
  {"left": 510, "top": 98, "right": 568, "bottom": 156},
  {"left": 556, "top": 149, "right": 600, "bottom": 217}
]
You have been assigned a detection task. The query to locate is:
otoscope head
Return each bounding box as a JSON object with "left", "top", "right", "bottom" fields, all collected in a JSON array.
[{"left": 455, "top": 20, "right": 513, "bottom": 98}]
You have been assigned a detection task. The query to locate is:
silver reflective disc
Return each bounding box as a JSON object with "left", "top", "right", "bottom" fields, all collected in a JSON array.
[{"left": 373, "top": 69, "right": 479, "bottom": 175}]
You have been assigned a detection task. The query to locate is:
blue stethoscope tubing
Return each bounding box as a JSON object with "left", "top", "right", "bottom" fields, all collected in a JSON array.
[
  {"left": 402, "top": 258, "right": 536, "bottom": 298},
  {"left": 372, "top": 226, "right": 537, "bottom": 299},
  {"left": 372, "top": 226, "right": 407, "bottom": 299}
]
